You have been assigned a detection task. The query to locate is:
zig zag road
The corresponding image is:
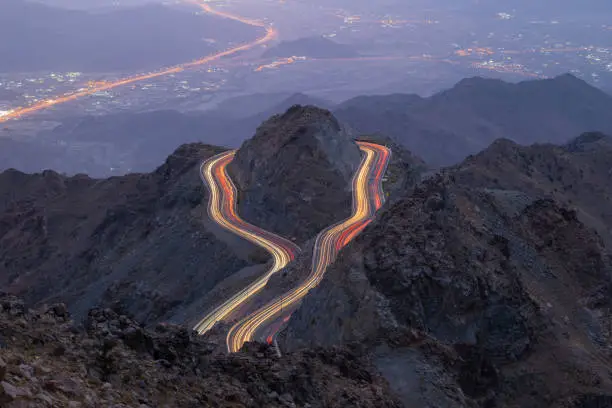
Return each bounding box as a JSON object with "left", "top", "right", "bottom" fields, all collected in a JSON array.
[
  {"left": 0, "top": 1, "right": 277, "bottom": 123},
  {"left": 226, "top": 141, "right": 391, "bottom": 353},
  {"left": 194, "top": 150, "right": 300, "bottom": 334}
]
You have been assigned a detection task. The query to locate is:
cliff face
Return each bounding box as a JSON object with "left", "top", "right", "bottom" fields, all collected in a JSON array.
[
  {"left": 229, "top": 105, "right": 363, "bottom": 243},
  {"left": 0, "top": 294, "right": 401, "bottom": 408},
  {"left": 281, "top": 137, "right": 612, "bottom": 407},
  {"left": 0, "top": 143, "right": 257, "bottom": 325}
]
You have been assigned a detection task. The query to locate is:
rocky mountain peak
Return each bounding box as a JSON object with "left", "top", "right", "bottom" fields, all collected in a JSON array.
[
  {"left": 232, "top": 104, "right": 361, "bottom": 185},
  {"left": 229, "top": 105, "right": 363, "bottom": 242}
]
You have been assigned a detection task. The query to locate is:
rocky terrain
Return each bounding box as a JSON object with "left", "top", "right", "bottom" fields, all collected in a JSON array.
[
  {"left": 0, "top": 143, "right": 262, "bottom": 326},
  {"left": 0, "top": 106, "right": 422, "bottom": 331},
  {"left": 282, "top": 133, "right": 612, "bottom": 407},
  {"left": 452, "top": 131, "right": 612, "bottom": 246},
  {"left": 229, "top": 105, "right": 363, "bottom": 243},
  {"left": 0, "top": 293, "right": 401, "bottom": 407},
  {"left": 334, "top": 74, "right": 612, "bottom": 166},
  {"left": 2, "top": 102, "right": 612, "bottom": 407}
]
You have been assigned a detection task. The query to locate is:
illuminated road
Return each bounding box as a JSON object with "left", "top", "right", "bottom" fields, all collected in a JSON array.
[
  {"left": 0, "top": 1, "right": 277, "bottom": 123},
  {"left": 226, "top": 141, "right": 391, "bottom": 353},
  {"left": 193, "top": 150, "right": 300, "bottom": 335}
]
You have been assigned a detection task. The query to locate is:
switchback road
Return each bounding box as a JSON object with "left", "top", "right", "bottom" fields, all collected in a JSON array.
[
  {"left": 194, "top": 150, "right": 300, "bottom": 335},
  {"left": 226, "top": 141, "right": 391, "bottom": 352}
]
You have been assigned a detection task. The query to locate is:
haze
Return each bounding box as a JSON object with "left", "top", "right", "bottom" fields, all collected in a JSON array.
[{"left": 0, "top": 0, "right": 611, "bottom": 175}]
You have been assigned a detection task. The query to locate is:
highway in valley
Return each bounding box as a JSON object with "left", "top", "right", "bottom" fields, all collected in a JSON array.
[
  {"left": 0, "top": 0, "right": 277, "bottom": 123},
  {"left": 214, "top": 141, "right": 391, "bottom": 353}
]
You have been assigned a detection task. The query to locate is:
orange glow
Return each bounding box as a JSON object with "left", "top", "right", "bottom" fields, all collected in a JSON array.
[
  {"left": 0, "top": 0, "right": 277, "bottom": 123},
  {"left": 255, "top": 57, "right": 298, "bottom": 72},
  {"left": 455, "top": 47, "right": 495, "bottom": 57}
]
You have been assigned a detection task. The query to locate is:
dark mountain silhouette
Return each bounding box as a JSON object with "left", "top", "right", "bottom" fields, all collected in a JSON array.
[
  {"left": 334, "top": 74, "right": 612, "bottom": 166},
  {"left": 0, "top": 0, "right": 257, "bottom": 72}
]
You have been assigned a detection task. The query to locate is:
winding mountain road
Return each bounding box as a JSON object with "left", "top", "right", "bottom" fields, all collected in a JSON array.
[
  {"left": 0, "top": 0, "right": 277, "bottom": 123},
  {"left": 194, "top": 150, "right": 300, "bottom": 334},
  {"left": 226, "top": 141, "right": 390, "bottom": 352},
  {"left": 197, "top": 141, "right": 391, "bottom": 352}
]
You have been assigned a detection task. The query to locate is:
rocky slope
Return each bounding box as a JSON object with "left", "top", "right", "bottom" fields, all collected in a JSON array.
[
  {"left": 334, "top": 74, "right": 612, "bottom": 166},
  {"left": 229, "top": 105, "right": 363, "bottom": 243},
  {"left": 0, "top": 143, "right": 261, "bottom": 326},
  {"left": 281, "top": 135, "right": 612, "bottom": 407},
  {"left": 452, "top": 131, "right": 612, "bottom": 246},
  {"left": 0, "top": 293, "right": 401, "bottom": 407}
]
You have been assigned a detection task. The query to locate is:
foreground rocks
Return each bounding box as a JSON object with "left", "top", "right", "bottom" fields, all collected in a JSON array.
[{"left": 0, "top": 293, "right": 401, "bottom": 407}]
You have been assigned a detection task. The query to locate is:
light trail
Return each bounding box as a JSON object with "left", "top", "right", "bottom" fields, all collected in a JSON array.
[
  {"left": 0, "top": 1, "right": 277, "bottom": 123},
  {"left": 226, "top": 141, "right": 391, "bottom": 353},
  {"left": 193, "top": 150, "right": 300, "bottom": 335}
]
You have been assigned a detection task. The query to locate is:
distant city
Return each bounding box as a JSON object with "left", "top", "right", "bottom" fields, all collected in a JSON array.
[{"left": 1, "top": 0, "right": 610, "bottom": 125}]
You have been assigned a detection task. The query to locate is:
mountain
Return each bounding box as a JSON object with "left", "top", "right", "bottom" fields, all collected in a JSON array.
[
  {"left": 0, "top": 295, "right": 400, "bottom": 407},
  {"left": 0, "top": 106, "right": 406, "bottom": 324},
  {"left": 334, "top": 74, "right": 612, "bottom": 166},
  {"left": 0, "top": 143, "right": 265, "bottom": 325},
  {"left": 17, "top": 75, "right": 610, "bottom": 178},
  {"left": 2, "top": 103, "right": 612, "bottom": 406},
  {"left": 262, "top": 36, "right": 359, "bottom": 59},
  {"left": 281, "top": 133, "right": 612, "bottom": 407},
  {"left": 0, "top": 0, "right": 256, "bottom": 72},
  {"left": 229, "top": 105, "right": 362, "bottom": 243},
  {"left": 453, "top": 132, "right": 612, "bottom": 246},
  {"left": 11, "top": 95, "right": 334, "bottom": 177}
]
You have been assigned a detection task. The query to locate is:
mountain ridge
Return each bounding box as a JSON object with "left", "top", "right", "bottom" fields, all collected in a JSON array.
[{"left": 334, "top": 74, "right": 612, "bottom": 166}]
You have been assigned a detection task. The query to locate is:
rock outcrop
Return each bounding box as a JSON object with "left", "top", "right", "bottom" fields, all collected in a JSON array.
[
  {"left": 229, "top": 105, "right": 363, "bottom": 243},
  {"left": 281, "top": 135, "right": 612, "bottom": 407},
  {"left": 0, "top": 293, "right": 401, "bottom": 407},
  {"left": 453, "top": 131, "right": 612, "bottom": 246}
]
